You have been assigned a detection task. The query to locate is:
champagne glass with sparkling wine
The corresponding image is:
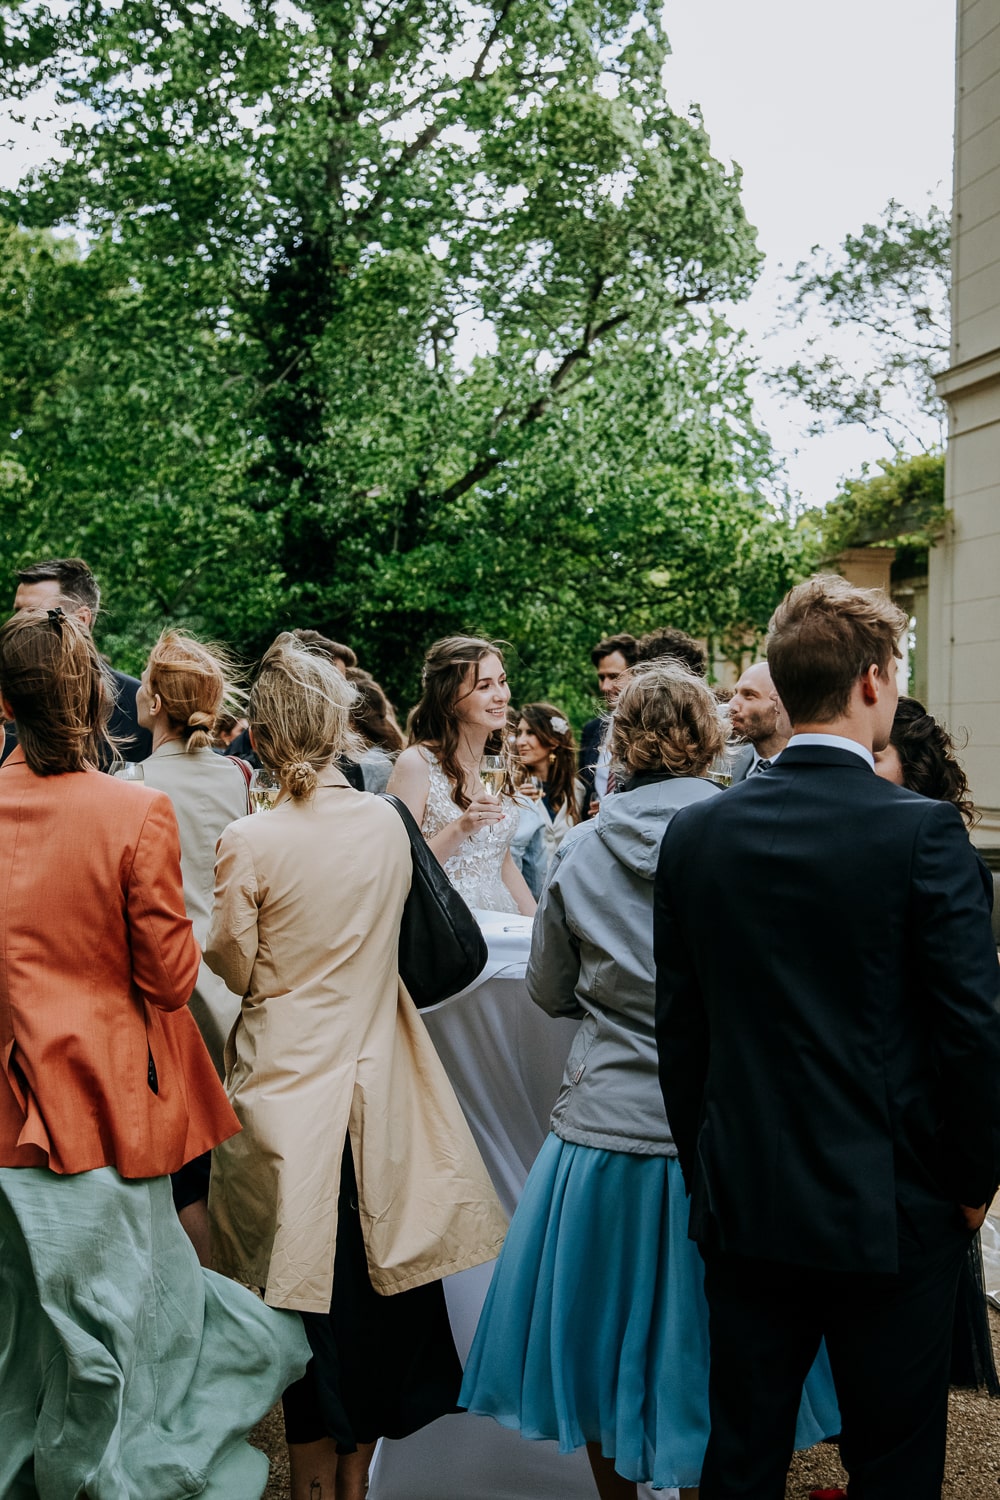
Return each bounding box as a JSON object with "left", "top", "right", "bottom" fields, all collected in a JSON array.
[
  {"left": 479, "top": 753, "right": 507, "bottom": 840},
  {"left": 249, "top": 767, "right": 280, "bottom": 813}
]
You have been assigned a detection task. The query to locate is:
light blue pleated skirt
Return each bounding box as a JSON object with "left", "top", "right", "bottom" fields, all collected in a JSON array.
[{"left": 460, "top": 1134, "right": 840, "bottom": 1491}]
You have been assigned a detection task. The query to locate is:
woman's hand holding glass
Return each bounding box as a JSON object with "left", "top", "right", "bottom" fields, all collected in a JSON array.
[
  {"left": 477, "top": 753, "right": 510, "bottom": 842},
  {"left": 461, "top": 786, "right": 505, "bottom": 839}
]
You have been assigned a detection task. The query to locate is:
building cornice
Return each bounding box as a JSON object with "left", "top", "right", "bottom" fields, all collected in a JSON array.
[{"left": 935, "top": 346, "right": 1000, "bottom": 402}]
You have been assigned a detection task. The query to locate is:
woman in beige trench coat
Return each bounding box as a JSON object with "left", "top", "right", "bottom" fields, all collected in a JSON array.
[{"left": 205, "top": 634, "right": 506, "bottom": 1500}]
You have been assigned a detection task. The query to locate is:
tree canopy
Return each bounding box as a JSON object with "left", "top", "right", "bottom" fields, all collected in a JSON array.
[
  {"left": 768, "top": 199, "right": 950, "bottom": 451},
  {"left": 0, "top": 0, "right": 808, "bottom": 711}
]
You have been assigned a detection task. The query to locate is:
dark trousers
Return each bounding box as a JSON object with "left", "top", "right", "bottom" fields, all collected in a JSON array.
[{"left": 699, "top": 1231, "right": 969, "bottom": 1500}]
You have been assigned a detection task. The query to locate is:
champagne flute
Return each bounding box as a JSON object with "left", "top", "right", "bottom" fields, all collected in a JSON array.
[
  {"left": 709, "top": 748, "right": 735, "bottom": 788},
  {"left": 249, "top": 767, "right": 280, "bottom": 813},
  {"left": 479, "top": 752, "right": 507, "bottom": 839}
]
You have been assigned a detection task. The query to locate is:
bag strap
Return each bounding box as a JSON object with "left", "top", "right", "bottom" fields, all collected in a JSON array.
[
  {"left": 230, "top": 754, "right": 253, "bottom": 814},
  {"left": 230, "top": 755, "right": 253, "bottom": 790},
  {"left": 378, "top": 791, "right": 423, "bottom": 848}
]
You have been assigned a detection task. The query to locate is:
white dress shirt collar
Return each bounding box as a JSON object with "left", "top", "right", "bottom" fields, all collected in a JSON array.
[
  {"left": 594, "top": 742, "right": 612, "bottom": 800},
  {"left": 786, "top": 733, "right": 875, "bottom": 771}
]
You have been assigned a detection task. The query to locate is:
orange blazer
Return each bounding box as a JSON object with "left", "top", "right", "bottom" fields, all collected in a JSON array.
[{"left": 0, "top": 748, "right": 239, "bottom": 1177}]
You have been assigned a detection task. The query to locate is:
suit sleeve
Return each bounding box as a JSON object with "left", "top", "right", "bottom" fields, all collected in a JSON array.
[
  {"left": 654, "top": 818, "right": 709, "bottom": 1187},
  {"left": 126, "top": 793, "right": 201, "bottom": 1011},
  {"left": 912, "top": 800, "right": 1000, "bottom": 1207},
  {"left": 526, "top": 859, "right": 584, "bottom": 1019},
  {"left": 203, "top": 825, "right": 259, "bottom": 999}
]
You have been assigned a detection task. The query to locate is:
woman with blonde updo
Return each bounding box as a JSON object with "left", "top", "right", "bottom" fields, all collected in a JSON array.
[
  {"left": 131, "top": 632, "right": 251, "bottom": 1062},
  {"left": 205, "top": 634, "right": 506, "bottom": 1500},
  {"left": 125, "top": 630, "right": 252, "bottom": 1260},
  {"left": 461, "top": 661, "right": 839, "bottom": 1498}
]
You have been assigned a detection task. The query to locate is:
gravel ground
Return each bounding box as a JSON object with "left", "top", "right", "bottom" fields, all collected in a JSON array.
[{"left": 255, "top": 1309, "right": 1000, "bottom": 1498}]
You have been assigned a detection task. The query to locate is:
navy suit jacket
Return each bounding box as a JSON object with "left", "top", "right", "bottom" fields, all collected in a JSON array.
[
  {"left": 108, "top": 669, "right": 152, "bottom": 762},
  {"left": 654, "top": 744, "right": 1000, "bottom": 1275}
]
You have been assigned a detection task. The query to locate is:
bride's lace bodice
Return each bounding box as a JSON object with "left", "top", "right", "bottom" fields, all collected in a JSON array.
[{"left": 420, "top": 749, "right": 520, "bottom": 914}]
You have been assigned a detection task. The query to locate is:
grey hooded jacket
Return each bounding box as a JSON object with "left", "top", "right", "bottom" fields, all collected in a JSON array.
[{"left": 526, "top": 774, "right": 720, "bottom": 1155}]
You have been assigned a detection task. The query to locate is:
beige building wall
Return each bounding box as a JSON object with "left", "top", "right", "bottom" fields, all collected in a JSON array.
[{"left": 930, "top": 0, "right": 1000, "bottom": 849}]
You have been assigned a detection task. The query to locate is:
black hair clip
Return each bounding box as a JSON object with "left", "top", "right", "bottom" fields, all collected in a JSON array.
[{"left": 47, "top": 607, "right": 66, "bottom": 629}]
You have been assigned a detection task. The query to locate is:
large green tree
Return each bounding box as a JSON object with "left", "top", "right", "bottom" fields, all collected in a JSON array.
[{"left": 1, "top": 0, "right": 806, "bottom": 705}]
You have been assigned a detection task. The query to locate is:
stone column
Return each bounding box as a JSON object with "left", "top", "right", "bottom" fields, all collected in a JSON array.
[{"left": 930, "top": 0, "right": 1000, "bottom": 851}]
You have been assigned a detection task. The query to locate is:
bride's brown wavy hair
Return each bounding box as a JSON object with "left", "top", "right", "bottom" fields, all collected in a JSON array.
[
  {"left": 0, "top": 608, "right": 115, "bottom": 774},
  {"left": 407, "top": 635, "right": 513, "bottom": 811}
]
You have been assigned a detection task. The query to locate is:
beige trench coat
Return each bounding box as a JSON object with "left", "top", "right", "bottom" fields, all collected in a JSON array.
[{"left": 205, "top": 768, "right": 507, "bottom": 1313}]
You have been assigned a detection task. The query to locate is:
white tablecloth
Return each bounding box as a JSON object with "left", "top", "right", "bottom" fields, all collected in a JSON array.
[
  {"left": 368, "top": 912, "right": 668, "bottom": 1500},
  {"left": 984, "top": 1195, "right": 1000, "bottom": 1309}
]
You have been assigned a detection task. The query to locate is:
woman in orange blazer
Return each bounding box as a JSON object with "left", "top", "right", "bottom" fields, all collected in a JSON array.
[{"left": 0, "top": 607, "right": 308, "bottom": 1500}]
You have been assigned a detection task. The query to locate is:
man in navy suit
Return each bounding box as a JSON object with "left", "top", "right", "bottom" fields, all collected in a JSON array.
[
  {"left": 578, "top": 631, "right": 638, "bottom": 811},
  {"left": 654, "top": 575, "right": 1000, "bottom": 1500}
]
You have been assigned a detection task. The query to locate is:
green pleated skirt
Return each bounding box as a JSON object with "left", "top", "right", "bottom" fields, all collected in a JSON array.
[{"left": 0, "top": 1164, "right": 310, "bottom": 1500}]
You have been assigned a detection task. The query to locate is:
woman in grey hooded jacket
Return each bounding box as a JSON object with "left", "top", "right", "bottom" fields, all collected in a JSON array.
[{"left": 460, "top": 661, "right": 840, "bottom": 1499}]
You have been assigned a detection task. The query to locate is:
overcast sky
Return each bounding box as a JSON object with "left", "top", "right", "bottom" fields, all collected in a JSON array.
[
  {"left": 2, "top": 1, "right": 957, "bottom": 506},
  {"left": 662, "top": 0, "right": 956, "bottom": 503}
]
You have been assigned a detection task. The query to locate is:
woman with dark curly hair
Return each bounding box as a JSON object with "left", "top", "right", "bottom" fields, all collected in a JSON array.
[
  {"left": 874, "top": 696, "right": 977, "bottom": 826},
  {"left": 345, "top": 667, "right": 405, "bottom": 793}
]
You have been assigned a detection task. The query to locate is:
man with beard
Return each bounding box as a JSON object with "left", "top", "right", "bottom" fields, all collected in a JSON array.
[{"left": 727, "top": 661, "right": 790, "bottom": 783}]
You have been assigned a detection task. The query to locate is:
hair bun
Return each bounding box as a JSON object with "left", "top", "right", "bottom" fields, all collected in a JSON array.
[
  {"left": 285, "top": 761, "right": 317, "bottom": 799},
  {"left": 187, "top": 710, "right": 214, "bottom": 728}
]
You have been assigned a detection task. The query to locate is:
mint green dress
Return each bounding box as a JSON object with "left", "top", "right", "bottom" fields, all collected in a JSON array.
[{"left": 0, "top": 1165, "right": 310, "bottom": 1499}]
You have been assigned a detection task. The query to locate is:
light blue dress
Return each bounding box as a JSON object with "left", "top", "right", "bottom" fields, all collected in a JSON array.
[
  {"left": 0, "top": 1165, "right": 309, "bottom": 1500},
  {"left": 461, "top": 1137, "right": 838, "bottom": 1490}
]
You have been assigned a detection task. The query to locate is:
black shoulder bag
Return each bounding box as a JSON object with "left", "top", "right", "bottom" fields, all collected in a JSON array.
[{"left": 380, "top": 793, "right": 489, "bottom": 1008}]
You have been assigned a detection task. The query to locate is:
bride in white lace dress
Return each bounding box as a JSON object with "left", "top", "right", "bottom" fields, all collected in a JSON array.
[{"left": 387, "top": 637, "right": 536, "bottom": 917}]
